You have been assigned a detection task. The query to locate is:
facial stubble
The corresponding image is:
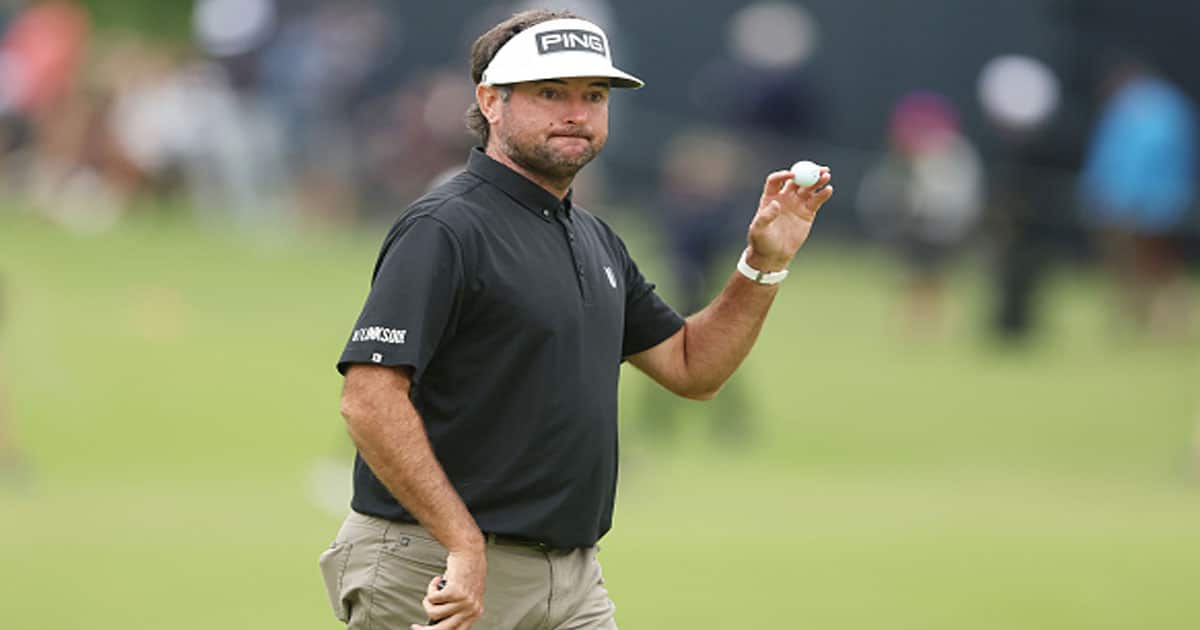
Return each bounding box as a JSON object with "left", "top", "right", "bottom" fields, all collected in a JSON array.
[{"left": 497, "top": 125, "right": 605, "bottom": 188}]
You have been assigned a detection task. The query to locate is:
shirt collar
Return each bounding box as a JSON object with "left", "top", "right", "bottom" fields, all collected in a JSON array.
[{"left": 467, "top": 147, "right": 573, "bottom": 220}]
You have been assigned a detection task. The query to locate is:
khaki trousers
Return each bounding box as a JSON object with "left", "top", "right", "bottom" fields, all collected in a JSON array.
[{"left": 319, "top": 512, "right": 618, "bottom": 629}]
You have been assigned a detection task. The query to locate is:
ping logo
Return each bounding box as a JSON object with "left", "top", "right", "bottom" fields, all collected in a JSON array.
[
  {"left": 537, "top": 30, "right": 607, "bottom": 56},
  {"left": 604, "top": 266, "right": 618, "bottom": 288}
]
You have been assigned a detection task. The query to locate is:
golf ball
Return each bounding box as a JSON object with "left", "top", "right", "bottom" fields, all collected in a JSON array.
[{"left": 790, "top": 160, "right": 821, "bottom": 187}]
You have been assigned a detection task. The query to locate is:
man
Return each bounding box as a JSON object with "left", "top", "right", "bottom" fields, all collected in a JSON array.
[
  {"left": 322, "top": 10, "right": 833, "bottom": 630},
  {"left": 1078, "top": 59, "right": 1196, "bottom": 337}
]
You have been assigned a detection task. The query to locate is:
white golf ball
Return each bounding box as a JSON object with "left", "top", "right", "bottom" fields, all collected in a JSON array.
[{"left": 790, "top": 160, "right": 821, "bottom": 187}]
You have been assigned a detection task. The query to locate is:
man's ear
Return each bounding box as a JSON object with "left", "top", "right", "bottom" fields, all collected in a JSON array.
[{"left": 477, "top": 84, "right": 503, "bottom": 125}]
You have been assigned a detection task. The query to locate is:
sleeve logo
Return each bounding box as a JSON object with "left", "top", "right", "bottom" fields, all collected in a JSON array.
[{"left": 351, "top": 326, "right": 408, "bottom": 344}]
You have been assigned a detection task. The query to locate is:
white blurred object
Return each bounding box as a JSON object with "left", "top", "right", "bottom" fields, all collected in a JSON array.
[
  {"left": 37, "top": 168, "right": 123, "bottom": 235},
  {"left": 977, "top": 54, "right": 1061, "bottom": 131},
  {"left": 109, "top": 61, "right": 287, "bottom": 225},
  {"left": 906, "top": 134, "right": 984, "bottom": 243},
  {"left": 109, "top": 69, "right": 202, "bottom": 173},
  {"left": 858, "top": 134, "right": 984, "bottom": 246},
  {"left": 728, "top": 2, "right": 819, "bottom": 70},
  {"left": 193, "top": 0, "right": 276, "bottom": 57},
  {"left": 308, "top": 457, "right": 354, "bottom": 519}
]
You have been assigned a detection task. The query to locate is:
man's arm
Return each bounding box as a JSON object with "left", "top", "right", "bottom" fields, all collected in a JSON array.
[
  {"left": 629, "top": 168, "right": 833, "bottom": 399},
  {"left": 339, "top": 364, "right": 485, "bottom": 629}
]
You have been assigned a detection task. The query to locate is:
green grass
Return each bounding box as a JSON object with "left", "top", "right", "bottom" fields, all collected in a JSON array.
[{"left": 1, "top": 210, "right": 1198, "bottom": 628}]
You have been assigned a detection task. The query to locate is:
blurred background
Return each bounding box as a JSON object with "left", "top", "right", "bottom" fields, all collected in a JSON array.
[{"left": 1, "top": 0, "right": 1198, "bottom": 627}]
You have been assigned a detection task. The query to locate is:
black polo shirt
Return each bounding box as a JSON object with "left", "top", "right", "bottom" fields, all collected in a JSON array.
[{"left": 337, "top": 148, "right": 684, "bottom": 548}]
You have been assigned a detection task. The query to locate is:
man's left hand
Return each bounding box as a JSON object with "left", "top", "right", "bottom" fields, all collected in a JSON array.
[{"left": 745, "top": 167, "right": 834, "bottom": 272}]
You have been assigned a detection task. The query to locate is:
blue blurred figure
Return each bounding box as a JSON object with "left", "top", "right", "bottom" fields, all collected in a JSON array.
[
  {"left": 636, "top": 129, "right": 755, "bottom": 446},
  {"left": 1079, "top": 62, "right": 1197, "bottom": 336}
]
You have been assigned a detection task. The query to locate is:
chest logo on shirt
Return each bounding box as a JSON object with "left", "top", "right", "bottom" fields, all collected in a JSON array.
[{"left": 604, "top": 266, "right": 618, "bottom": 288}]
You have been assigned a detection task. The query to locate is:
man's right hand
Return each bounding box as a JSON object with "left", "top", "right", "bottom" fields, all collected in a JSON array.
[{"left": 412, "top": 548, "right": 488, "bottom": 629}]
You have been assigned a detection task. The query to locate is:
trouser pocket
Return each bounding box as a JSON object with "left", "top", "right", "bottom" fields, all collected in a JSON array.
[{"left": 318, "top": 541, "right": 354, "bottom": 623}]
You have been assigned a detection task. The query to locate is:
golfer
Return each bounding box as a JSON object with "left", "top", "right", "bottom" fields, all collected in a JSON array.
[{"left": 321, "top": 9, "right": 833, "bottom": 630}]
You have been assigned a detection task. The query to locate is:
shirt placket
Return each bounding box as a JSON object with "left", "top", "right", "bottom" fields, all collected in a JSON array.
[{"left": 552, "top": 209, "right": 590, "bottom": 304}]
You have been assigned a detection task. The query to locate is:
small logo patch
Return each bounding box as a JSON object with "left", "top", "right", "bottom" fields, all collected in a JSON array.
[
  {"left": 604, "top": 266, "right": 618, "bottom": 288},
  {"left": 352, "top": 326, "right": 407, "bottom": 344},
  {"left": 537, "top": 29, "right": 607, "bottom": 56},
  {"left": 371, "top": 353, "right": 383, "bottom": 363}
]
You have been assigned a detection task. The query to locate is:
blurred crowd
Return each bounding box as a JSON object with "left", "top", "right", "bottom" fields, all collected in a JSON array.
[
  {"left": 0, "top": 0, "right": 478, "bottom": 231},
  {"left": 0, "top": 0, "right": 1196, "bottom": 479},
  {"left": 0, "top": 0, "right": 1194, "bottom": 345}
]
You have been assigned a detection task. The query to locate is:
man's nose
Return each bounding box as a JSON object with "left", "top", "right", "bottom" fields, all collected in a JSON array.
[{"left": 561, "top": 96, "right": 591, "bottom": 124}]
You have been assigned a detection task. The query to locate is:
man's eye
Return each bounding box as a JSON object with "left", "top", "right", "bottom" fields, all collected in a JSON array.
[{"left": 540, "top": 89, "right": 559, "bottom": 99}]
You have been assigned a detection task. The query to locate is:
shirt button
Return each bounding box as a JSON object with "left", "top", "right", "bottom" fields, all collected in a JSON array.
[{"left": 542, "top": 209, "right": 551, "bottom": 217}]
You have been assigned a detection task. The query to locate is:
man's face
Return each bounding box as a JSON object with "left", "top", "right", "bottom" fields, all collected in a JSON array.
[{"left": 489, "top": 77, "right": 611, "bottom": 181}]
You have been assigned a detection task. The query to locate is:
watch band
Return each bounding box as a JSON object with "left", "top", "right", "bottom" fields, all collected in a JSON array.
[{"left": 737, "top": 250, "right": 789, "bottom": 285}]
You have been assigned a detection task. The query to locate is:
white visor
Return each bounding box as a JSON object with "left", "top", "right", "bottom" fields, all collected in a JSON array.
[{"left": 480, "top": 18, "right": 644, "bottom": 89}]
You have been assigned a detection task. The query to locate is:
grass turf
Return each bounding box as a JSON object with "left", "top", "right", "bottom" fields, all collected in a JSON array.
[{"left": 1, "top": 211, "right": 1197, "bottom": 628}]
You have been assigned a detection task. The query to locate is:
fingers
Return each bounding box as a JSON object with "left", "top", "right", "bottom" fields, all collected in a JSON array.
[
  {"left": 763, "top": 167, "right": 832, "bottom": 199},
  {"left": 415, "top": 609, "right": 477, "bottom": 630},
  {"left": 802, "top": 169, "right": 832, "bottom": 193},
  {"left": 814, "top": 182, "right": 835, "bottom": 204},
  {"left": 752, "top": 199, "right": 782, "bottom": 230},
  {"left": 411, "top": 611, "right": 474, "bottom": 630},
  {"left": 759, "top": 168, "right": 834, "bottom": 216},
  {"left": 762, "top": 170, "right": 793, "bottom": 197},
  {"left": 422, "top": 577, "right": 482, "bottom": 629}
]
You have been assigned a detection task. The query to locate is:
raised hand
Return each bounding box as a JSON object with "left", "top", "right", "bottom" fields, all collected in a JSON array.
[{"left": 745, "top": 166, "right": 834, "bottom": 272}]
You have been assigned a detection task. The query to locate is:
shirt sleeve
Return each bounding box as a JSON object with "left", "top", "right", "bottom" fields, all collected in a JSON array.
[
  {"left": 618, "top": 237, "right": 685, "bottom": 358},
  {"left": 337, "top": 216, "right": 465, "bottom": 378}
]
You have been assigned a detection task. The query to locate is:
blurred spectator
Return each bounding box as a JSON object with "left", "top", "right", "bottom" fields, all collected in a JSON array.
[
  {"left": 977, "top": 54, "right": 1072, "bottom": 342},
  {"left": 0, "top": 0, "right": 88, "bottom": 116},
  {"left": 637, "top": 128, "right": 754, "bottom": 445},
  {"left": 258, "top": 0, "right": 399, "bottom": 222},
  {"left": 857, "top": 91, "right": 984, "bottom": 336},
  {"left": 692, "top": 2, "right": 821, "bottom": 134},
  {"left": 101, "top": 40, "right": 286, "bottom": 228},
  {"left": 689, "top": 1, "right": 824, "bottom": 170},
  {"left": 1078, "top": 59, "right": 1197, "bottom": 338},
  {"left": 0, "top": 0, "right": 112, "bottom": 230},
  {"left": 355, "top": 66, "right": 475, "bottom": 217},
  {"left": 657, "top": 128, "right": 750, "bottom": 315}
]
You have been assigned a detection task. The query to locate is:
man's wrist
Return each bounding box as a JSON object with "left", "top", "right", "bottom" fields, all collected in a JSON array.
[
  {"left": 744, "top": 248, "right": 790, "bottom": 273},
  {"left": 737, "top": 249, "right": 790, "bottom": 285},
  {"left": 440, "top": 524, "right": 486, "bottom": 554},
  {"left": 447, "top": 536, "right": 486, "bottom": 554}
]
